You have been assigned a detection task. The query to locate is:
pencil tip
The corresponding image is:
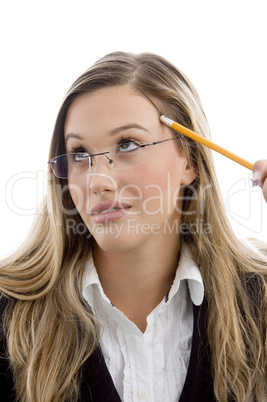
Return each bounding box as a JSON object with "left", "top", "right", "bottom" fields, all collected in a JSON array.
[{"left": 160, "top": 115, "right": 173, "bottom": 127}]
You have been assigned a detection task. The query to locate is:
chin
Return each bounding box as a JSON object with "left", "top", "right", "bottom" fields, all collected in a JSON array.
[
  {"left": 93, "top": 237, "right": 135, "bottom": 253},
  {"left": 91, "top": 228, "right": 145, "bottom": 254},
  {"left": 87, "top": 217, "right": 160, "bottom": 254}
]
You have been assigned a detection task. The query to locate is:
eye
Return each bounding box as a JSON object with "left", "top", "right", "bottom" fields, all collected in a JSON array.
[
  {"left": 72, "top": 152, "right": 90, "bottom": 162},
  {"left": 117, "top": 139, "right": 141, "bottom": 153},
  {"left": 69, "top": 146, "right": 90, "bottom": 162}
]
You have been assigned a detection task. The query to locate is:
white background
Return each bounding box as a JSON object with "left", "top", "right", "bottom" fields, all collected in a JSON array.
[{"left": 1, "top": 0, "right": 267, "bottom": 258}]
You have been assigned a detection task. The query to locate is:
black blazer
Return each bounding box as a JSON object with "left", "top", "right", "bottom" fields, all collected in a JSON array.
[{"left": 0, "top": 297, "right": 216, "bottom": 401}]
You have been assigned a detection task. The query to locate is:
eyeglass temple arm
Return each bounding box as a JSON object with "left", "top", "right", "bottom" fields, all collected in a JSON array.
[{"left": 140, "top": 137, "right": 178, "bottom": 148}]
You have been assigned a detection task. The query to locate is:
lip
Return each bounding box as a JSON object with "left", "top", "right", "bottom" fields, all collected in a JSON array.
[{"left": 90, "top": 201, "right": 131, "bottom": 223}]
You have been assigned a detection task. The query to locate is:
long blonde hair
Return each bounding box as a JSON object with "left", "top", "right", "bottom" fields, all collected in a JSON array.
[{"left": 1, "top": 52, "right": 267, "bottom": 401}]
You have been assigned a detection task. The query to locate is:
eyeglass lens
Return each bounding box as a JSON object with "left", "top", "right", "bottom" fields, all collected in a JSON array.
[{"left": 50, "top": 143, "right": 150, "bottom": 179}]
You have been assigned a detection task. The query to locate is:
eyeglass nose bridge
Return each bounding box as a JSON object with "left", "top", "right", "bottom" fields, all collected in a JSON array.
[{"left": 90, "top": 150, "right": 115, "bottom": 169}]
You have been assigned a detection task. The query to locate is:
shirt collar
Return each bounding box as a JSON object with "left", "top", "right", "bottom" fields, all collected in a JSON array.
[
  {"left": 168, "top": 245, "right": 204, "bottom": 306},
  {"left": 82, "top": 245, "right": 204, "bottom": 307},
  {"left": 82, "top": 256, "right": 108, "bottom": 306}
]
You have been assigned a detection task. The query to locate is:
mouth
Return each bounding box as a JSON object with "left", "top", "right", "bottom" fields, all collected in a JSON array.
[
  {"left": 97, "top": 207, "right": 123, "bottom": 214},
  {"left": 90, "top": 201, "right": 131, "bottom": 223}
]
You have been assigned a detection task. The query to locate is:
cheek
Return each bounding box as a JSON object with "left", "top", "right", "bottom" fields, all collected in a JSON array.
[
  {"left": 126, "top": 162, "right": 183, "bottom": 214},
  {"left": 68, "top": 177, "right": 87, "bottom": 213}
]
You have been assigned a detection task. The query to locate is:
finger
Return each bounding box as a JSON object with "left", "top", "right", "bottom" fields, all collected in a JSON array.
[{"left": 253, "top": 160, "right": 267, "bottom": 188}]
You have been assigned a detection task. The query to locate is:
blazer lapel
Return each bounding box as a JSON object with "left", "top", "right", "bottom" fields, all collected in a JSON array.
[
  {"left": 179, "top": 300, "right": 215, "bottom": 401},
  {"left": 79, "top": 346, "right": 122, "bottom": 402}
]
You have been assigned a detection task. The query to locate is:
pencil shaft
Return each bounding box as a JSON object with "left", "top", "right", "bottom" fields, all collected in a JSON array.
[{"left": 160, "top": 116, "right": 254, "bottom": 171}]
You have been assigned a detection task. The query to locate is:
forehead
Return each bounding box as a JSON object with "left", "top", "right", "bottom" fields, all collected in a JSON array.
[{"left": 64, "top": 86, "right": 161, "bottom": 136}]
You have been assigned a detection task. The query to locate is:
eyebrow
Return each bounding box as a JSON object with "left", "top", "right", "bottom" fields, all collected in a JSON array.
[
  {"left": 65, "top": 133, "right": 83, "bottom": 143},
  {"left": 109, "top": 124, "right": 150, "bottom": 136},
  {"left": 65, "top": 124, "right": 150, "bottom": 143}
]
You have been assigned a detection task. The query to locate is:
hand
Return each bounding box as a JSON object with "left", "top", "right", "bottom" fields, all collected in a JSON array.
[{"left": 253, "top": 160, "right": 267, "bottom": 202}]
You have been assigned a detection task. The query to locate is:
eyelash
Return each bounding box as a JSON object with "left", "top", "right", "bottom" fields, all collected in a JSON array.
[
  {"left": 69, "top": 145, "right": 87, "bottom": 154},
  {"left": 115, "top": 135, "right": 141, "bottom": 147},
  {"left": 68, "top": 136, "right": 142, "bottom": 155}
]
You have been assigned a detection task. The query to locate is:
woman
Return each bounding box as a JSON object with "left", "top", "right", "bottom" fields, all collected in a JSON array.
[{"left": 0, "top": 52, "right": 267, "bottom": 401}]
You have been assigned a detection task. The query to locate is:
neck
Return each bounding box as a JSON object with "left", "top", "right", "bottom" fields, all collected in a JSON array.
[{"left": 93, "top": 235, "right": 181, "bottom": 332}]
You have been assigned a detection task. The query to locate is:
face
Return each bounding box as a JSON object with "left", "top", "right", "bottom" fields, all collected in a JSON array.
[{"left": 64, "top": 86, "right": 195, "bottom": 253}]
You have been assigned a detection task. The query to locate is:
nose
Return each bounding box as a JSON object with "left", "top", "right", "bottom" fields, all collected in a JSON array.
[{"left": 88, "top": 157, "right": 118, "bottom": 194}]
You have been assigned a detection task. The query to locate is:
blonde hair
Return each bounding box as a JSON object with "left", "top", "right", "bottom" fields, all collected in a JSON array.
[{"left": 1, "top": 52, "right": 267, "bottom": 401}]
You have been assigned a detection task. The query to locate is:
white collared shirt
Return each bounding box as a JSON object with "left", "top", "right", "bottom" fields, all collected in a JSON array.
[{"left": 82, "top": 246, "right": 204, "bottom": 402}]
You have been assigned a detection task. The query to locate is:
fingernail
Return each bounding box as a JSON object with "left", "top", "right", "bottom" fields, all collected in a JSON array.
[
  {"left": 252, "top": 170, "right": 261, "bottom": 187},
  {"left": 251, "top": 179, "right": 260, "bottom": 187}
]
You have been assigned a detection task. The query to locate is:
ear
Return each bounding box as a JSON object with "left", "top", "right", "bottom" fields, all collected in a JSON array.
[{"left": 181, "top": 160, "right": 196, "bottom": 185}]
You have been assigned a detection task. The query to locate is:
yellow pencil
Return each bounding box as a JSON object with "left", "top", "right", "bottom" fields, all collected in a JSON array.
[{"left": 160, "top": 115, "right": 254, "bottom": 171}]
